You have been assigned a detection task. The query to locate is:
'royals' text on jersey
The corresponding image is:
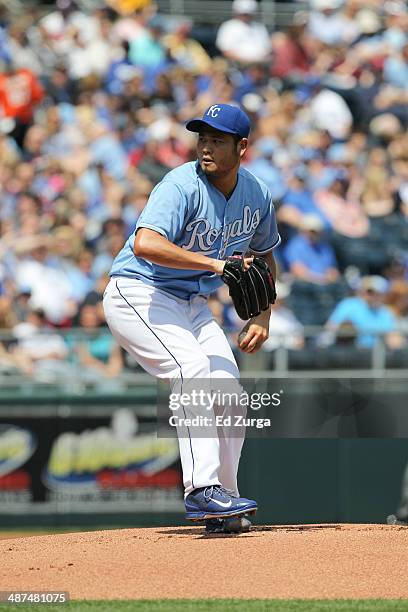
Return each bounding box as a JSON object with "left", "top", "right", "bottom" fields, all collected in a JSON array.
[{"left": 110, "top": 161, "right": 280, "bottom": 299}]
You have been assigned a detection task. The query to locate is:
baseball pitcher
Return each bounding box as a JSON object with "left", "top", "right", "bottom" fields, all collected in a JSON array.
[{"left": 103, "top": 104, "right": 280, "bottom": 533}]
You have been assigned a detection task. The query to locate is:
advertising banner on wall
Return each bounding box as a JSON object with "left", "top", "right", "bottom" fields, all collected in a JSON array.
[{"left": 0, "top": 405, "right": 183, "bottom": 515}]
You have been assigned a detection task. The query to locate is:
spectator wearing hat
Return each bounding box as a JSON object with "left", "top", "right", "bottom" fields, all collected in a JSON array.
[
  {"left": 308, "top": 0, "right": 357, "bottom": 47},
  {"left": 216, "top": 0, "right": 271, "bottom": 65},
  {"left": 327, "top": 275, "right": 405, "bottom": 349},
  {"left": 11, "top": 308, "right": 69, "bottom": 378},
  {"left": 284, "top": 214, "right": 340, "bottom": 285}
]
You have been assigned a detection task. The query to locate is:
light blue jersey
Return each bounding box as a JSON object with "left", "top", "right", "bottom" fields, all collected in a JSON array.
[{"left": 110, "top": 161, "right": 280, "bottom": 300}]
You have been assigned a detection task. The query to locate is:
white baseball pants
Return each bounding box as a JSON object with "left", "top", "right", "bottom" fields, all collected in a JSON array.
[{"left": 103, "top": 277, "right": 245, "bottom": 497}]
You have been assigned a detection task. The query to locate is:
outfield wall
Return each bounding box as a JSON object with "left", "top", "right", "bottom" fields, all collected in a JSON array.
[{"left": 0, "top": 378, "right": 406, "bottom": 526}]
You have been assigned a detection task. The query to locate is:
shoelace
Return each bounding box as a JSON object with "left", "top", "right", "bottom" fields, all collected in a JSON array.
[{"left": 203, "top": 485, "right": 229, "bottom": 502}]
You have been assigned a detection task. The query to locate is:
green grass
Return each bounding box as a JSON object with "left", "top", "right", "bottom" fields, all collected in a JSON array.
[{"left": 1, "top": 601, "right": 408, "bottom": 611}]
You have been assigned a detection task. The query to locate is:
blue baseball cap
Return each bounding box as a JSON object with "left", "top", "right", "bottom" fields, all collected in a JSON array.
[{"left": 186, "top": 104, "right": 251, "bottom": 139}]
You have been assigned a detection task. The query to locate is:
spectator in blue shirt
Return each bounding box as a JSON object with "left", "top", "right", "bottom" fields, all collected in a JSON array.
[
  {"left": 384, "top": 44, "right": 408, "bottom": 90},
  {"left": 128, "top": 17, "right": 170, "bottom": 92},
  {"left": 327, "top": 275, "right": 405, "bottom": 349},
  {"left": 245, "top": 138, "right": 286, "bottom": 202},
  {"left": 284, "top": 214, "right": 339, "bottom": 284},
  {"left": 104, "top": 42, "right": 139, "bottom": 96},
  {"left": 129, "top": 17, "right": 167, "bottom": 69},
  {"left": 277, "top": 165, "right": 330, "bottom": 231}
]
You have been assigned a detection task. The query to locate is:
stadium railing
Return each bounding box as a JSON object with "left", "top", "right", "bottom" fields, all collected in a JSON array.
[
  {"left": 29, "top": 0, "right": 308, "bottom": 28},
  {"left": 0, "top": 327, "right": 407, "bottom": 394},
  {"left": 153, "top": 0, "right": 307, "bottom": 28}
]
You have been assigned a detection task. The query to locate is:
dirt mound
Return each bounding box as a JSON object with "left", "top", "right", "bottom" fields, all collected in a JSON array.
[{"left": 1, "top": 524, "right": 407, "bottom": 600}]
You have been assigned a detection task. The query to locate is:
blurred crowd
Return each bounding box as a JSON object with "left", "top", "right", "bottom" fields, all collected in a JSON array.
[{"left": 1, "top": 0, "right": 408, "bottom": 380}]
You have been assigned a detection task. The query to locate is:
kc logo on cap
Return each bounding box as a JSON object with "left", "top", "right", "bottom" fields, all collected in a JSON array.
[{"left": 207, "top": 105, "right": 222, "bottom": 118}]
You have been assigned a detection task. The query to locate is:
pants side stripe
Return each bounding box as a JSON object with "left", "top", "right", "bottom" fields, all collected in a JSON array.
[{"left": 115, "top": 279, "right": 196, "bottom": 490}]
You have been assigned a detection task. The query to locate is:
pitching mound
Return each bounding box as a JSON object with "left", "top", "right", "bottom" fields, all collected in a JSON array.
[{"left": 1, "top": 524, "right": 407, "bottom": 600}]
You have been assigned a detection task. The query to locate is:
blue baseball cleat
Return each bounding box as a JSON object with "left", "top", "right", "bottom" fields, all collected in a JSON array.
[{"left": 185, "top": 485, "right": 257, "bottom": 521}]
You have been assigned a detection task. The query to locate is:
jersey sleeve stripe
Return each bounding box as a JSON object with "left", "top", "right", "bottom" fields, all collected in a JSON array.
[
  {"left": 249, "top": 234, "right": 281, "bottom": 255},
  {"left": 136, "top": 223, "right": 169, "bottom": 238}
]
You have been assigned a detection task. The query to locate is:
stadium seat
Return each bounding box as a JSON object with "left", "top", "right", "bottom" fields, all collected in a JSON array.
[{"left": 288, "top": 280, "right": 347, "bottom": 326}]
